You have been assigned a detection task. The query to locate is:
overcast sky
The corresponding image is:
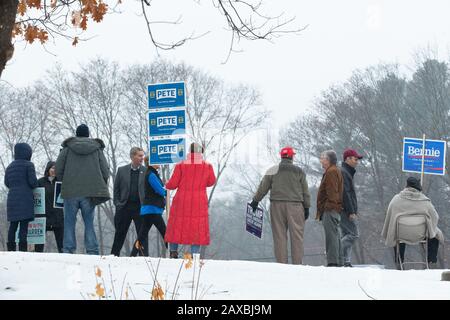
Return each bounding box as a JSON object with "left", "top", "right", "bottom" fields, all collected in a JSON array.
[{"left": 3, "top": 0, "right": 450, "bottom": 129}]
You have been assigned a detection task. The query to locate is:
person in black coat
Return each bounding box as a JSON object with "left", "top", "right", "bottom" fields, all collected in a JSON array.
[
  {"left": 4, "top": 143, "right": 38, "bottom": 252},
  {"left": 35, "top": 161, "right": 64, "bottom": 253}
]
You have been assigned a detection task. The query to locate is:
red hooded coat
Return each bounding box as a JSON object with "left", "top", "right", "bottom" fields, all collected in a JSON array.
[{"left": 164, "top": 153, "right": 216, "bottom": 245}]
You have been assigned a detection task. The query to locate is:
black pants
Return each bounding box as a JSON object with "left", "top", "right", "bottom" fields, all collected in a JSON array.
[
  {"left": 8, "top": 220, "right": 30, "bottom": 246},
  {"left": 130, "top": 214, "right": 166, "bottom": 257},
  {"left": 111, "top": 204, "right": 148, "bottom": 256},
  {"left": 35, "top": 228, "right": 64, "bottom": 253},
  {"left": 395, "top": 238, "right": 440, "bottom": 263}
]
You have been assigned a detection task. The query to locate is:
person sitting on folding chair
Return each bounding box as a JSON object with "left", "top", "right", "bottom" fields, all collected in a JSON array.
[{"left": 382, "top": 177, "right": 444, "bottom": 269}]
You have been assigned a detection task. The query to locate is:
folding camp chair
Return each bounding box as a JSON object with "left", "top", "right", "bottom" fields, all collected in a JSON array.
[{"left": 395, "top": 213, "right": 429, "bottom": 270}]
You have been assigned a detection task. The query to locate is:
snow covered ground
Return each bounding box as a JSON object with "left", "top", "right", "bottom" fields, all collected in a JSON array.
[{"left": 1, "top": 252, "right": 449, "bottom": 300}]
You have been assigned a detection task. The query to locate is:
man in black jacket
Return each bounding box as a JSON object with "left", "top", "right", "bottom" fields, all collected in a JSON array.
[
  {"left": 340, "top": 148, "right": 363, "bottom": 267},
  {"left": 111, "top": 147, "right": 148, "bottom": 256}
]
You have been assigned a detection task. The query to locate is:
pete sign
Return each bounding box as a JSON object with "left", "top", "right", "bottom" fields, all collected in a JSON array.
[
  {"left": 402, "top": 137, "right": 447, "bottom": 175},
  {"left": 148, "top": 82, "right": 186, "bottom": 109},
  {"left": 149, "top": 109, "right": 186, "bottom": 136},
  {"left": 149, "top": 136, "right": 186, "bottom": 165},
  {"left": 246, "top": 203, "right": 264, "bottom": 239}
]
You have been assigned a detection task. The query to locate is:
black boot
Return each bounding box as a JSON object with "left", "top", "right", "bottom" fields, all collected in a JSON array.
[
  {"left": 7, "top": 242, "right": 16, "bottom": 252},
  {"left": 18, "top": 242, "right": 27, "bottom": 252},
  {"left": 170, "top": 251, "right": 178, "bottom": 259}
]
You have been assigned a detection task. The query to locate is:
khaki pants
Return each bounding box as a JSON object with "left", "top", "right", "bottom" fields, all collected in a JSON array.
[{"left": 270, "top": 201, "right": 305, "bottom": 264}]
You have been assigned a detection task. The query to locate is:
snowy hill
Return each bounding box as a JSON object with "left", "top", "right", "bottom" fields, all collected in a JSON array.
[{"left": 1, "top": 252, "right": 449, "bottom": 300}]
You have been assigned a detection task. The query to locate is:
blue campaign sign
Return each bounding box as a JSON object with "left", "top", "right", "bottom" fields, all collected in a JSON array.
[
  {"left": 149, "top": 136, "right": 186, "bottom": 165},
  {"left": 246, "top": 203, "right": 263, "bottom": 239},
  {"left": 149, "top": 109, "right": 186, "bottom": 137},
  {"left": 148, "top": 82, "right": 186, "bottom": 109},
  {"left": 16, "top": 217, "right": 46, "bottom": 245},
  {"left": 402, "top": 137, "right": 447, "bottom": 175}
]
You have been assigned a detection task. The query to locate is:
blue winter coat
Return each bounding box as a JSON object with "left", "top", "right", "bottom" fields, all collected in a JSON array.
[{"left": 4, "top": 143, "right": 38, "bottom": 222}]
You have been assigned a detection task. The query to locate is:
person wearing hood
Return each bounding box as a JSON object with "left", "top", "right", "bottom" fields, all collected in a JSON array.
[
  {"left": 164, "top": 143, "right": 216, "bottom": 258},
  {"left": 4, "top": 143, "right": 38, "bottom": 252},
  {"left": 382, "top": 177, "right": 444, "bottom": 268},
  {"left": 250, "top": 146, "right": 311, "bottom": 265},
  {"left": 34, "top": 161, "right": 64, "bottom": 253},
  {"left": 56, "top": 124, "right": 110, "bottom": 255}
]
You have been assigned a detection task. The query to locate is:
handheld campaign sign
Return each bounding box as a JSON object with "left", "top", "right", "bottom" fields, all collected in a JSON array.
[
  {"left": 54, "top": 182, "right": 64, "bottom": 209},
  {"left": 148, "top": 82, "right": 186, "bottom": 110},
  {"left": 402, "top": 137, "right": 446, "bottom": 175},
  {"left": 16, "top": 217, "right": 46, "bottom": 245},
  {"left": 33, "top": 187, "right": 45, "bottom": 215},
  {"left": 246, "top": 203, "right": 264, "bottom": 239}
]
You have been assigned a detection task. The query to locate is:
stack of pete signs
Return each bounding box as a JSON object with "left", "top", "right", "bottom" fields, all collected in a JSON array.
[
  {"left": 246, "top": 203, "right": 264, "bottom": 239},
  {"left": 148, "top": 82, "right": 187, "bottom": 165}
]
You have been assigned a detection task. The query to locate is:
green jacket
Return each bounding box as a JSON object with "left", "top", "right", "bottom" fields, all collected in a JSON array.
[
  {"left": 253, "top": 158, "right": 310, "bottom": 207},
  {"left": 56, "top": 137, "right": 110, "bottom": 201}
]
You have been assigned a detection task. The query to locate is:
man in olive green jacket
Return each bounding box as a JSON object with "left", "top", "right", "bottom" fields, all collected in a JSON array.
[
  {"left": 56, "top": 124, "right": 110, "bottom": 255},
  {"left": 251, "top": 147, "right": 310, "bottom": 264}
]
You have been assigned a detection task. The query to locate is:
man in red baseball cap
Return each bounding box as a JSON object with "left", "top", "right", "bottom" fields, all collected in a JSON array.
[
  {"left": 250, "top": 146, "right": 310, "bottom": 265},
  {"left": 340, "top": 148, "right": 363, "bottom": 267}
]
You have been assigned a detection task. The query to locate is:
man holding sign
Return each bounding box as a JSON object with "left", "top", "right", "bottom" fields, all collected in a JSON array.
[{"left": 250, "top": 147, "right": 311, "bottom": 265}]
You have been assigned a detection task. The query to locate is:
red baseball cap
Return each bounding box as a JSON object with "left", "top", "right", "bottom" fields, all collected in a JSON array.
[
  {"left": 280, "top": 146, "right": 296, "bottom": 158},
  {"left": 343, "top": 148, "right": 363, "bottom": 160}
]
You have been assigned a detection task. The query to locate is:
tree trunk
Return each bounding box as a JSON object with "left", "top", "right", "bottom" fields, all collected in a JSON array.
[{"left": 0, "top": 0, "right": 18, "bottom": 78}]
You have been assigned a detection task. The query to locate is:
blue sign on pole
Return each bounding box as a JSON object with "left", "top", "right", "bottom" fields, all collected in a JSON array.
[
  {"left": 149, "top": 109, "right": 186, "bottom": 136},
  {"left": 246, "top": 203, "right": 263, "bottom": 239},
  {"left": 149, "top": 136, "right": 186, "bottom": 165},
  {"left": 402, "top": 137, "right": 447, "bottom": 175},
  {"left": 148, "top": 82, "right": 186, "bottom": 109}
]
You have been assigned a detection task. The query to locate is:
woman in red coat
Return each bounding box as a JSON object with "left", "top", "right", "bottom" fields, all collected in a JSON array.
[{"left": 165, "top": 143, "right": 216, "bottom": 258}]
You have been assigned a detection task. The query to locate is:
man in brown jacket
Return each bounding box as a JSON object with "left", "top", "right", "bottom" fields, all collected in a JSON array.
[
  {"left": 317, "top": 150, "right": 343, "bottom": 266},
  {"left": 251, "top": 147, "right": 311, "bottom": 264}
]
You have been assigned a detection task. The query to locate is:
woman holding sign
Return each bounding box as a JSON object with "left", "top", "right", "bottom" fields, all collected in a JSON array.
[
  {"left": 4, "top": 143, "right": 38, "bottom": 252},
  {"left": 35, "top": 161, "right": 64, "bottom": 253}
]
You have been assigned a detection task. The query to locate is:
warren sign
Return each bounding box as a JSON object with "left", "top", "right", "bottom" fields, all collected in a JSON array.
[{"left": 402, "top": 137, "right": 447, "bottom": 175}]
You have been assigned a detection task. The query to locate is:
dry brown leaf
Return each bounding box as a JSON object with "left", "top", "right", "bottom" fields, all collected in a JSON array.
[
  {"left": 24, "top": 25, "right": 38, "bottom": 44},
  {"left": 37, "top": 29, "right": 48, "bottom": 44},
  {"left": 71, "top": 10, "right": 81, "bottom": 27},
  {"left": 92, "top": 1, "right": 108, "bottom": 23},
  {"left": 151, "top": 283, "right": 165, "bottom": 300},
  {"left": 95, "top": 283, "right": 105, "bottom": 297},
  {"left": 80, "top": 15, "right": 88, "bottom": 30},
  {"left": 26, "top": 0, "right": 41, "bottom": 9},
  {"left": 18, "top": 1, "right": 27, "bottom": 16},
  {"left": 95, "top": 267, "right": 102, "bottom": 277},
  {"left": 12, "top": 24, "right": 23, "bottom": 38},
  {"left": 184, "top": 253, "right": 193, "bottom": 269},
  {"left": 72, "top": 37, "right": 79, "bottom": 46}
]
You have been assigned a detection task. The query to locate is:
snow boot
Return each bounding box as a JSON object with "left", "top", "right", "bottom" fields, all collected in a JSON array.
[
  {"left": 170, "top": 251, "right": 178, "bottom": 259},
  {"left": 7, "top": 242, "right": 16, "bottom": 252},
  {"left": 18, "top": 242, "right": 28, "bottom": 252}
]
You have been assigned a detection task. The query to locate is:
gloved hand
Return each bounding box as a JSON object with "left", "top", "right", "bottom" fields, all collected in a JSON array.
[
  {"left": 304, "top": 207, "right": 310, "bottom": 220},
  {"left": 249, "top": 200, "right": 259, "bottom": 212}
]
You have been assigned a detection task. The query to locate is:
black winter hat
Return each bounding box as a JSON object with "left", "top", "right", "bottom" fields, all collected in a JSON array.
[
  {"left": 76, "top": 124, "right": 90, "bottom": 137},
  {"left": 406, "top": 176, "right": 422, "bottom": 191}
]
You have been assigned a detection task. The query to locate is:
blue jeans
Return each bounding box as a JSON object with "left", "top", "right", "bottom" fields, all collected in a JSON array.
[
  {"left": 169, "top": 243, "right": 200, "bottom": 254},
  {"left": 63, "top": 197, "right": 99, "bottom": 255}
]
